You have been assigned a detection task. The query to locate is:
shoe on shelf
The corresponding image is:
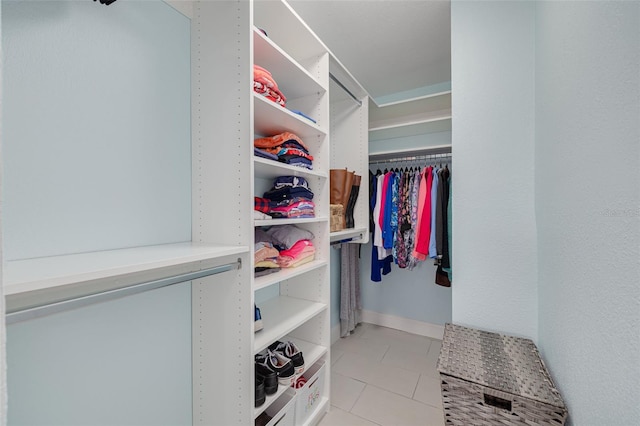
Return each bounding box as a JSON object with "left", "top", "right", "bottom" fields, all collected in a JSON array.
[
  {"left": 255, "top": 349, "right": 295, "bottom": 385},
  {"left": 255, "top": 363, "right": 278, "bottom": 395},
  {"left": 255, "top": 374, "right": 266, "bottom": 407},
  {"left": 269, "top": 340, "right": 305, "bottom": 375},
  {"left": 254, "top": 305, "right": 263, "bottom": 332}
]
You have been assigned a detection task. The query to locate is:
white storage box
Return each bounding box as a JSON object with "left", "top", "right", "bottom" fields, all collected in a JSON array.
[
  {"left": 294, "top": 360, "right": 326, "bottom": 425},
  {"left": 259, "top": 388, "right": 295, "bottom": 426}
]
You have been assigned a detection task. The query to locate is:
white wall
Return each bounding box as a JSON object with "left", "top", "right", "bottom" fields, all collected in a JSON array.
[
  {"left": 2, "top": 0, "right": 192, "bottom": 260},
  {"left": 2, "top": 2, "right": 193, "bottom": 423},
  {"left": 450, "top": 1, "right": 538, "bottom": 339},
  {"left": 452, "top": 1, "right": 640, "bottom": 423},
  {"left": 535, "top": 2, "right": 640, "bottom": 424},
  {"left": 6, "top": 283, "right": 193, "bottom": 426}
]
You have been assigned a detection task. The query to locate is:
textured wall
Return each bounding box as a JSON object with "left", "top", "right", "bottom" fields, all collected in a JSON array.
[
  {"left": 535, "top": 2, "right": 640, "bottom": 424},
  {"left": 450, "top": 1, "right": 538, "bottom": 339}
]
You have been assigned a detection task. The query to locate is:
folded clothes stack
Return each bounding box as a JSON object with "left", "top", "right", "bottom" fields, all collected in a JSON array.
[
  {"left": 255, "top": 228, "right": 281, "bottom": 277},
  {"left": 267, "top": 224, "right": 315, "bottom": 268},
  {"left": 254, "top": 64, "right": 286, "bottom": 107},
  {"left": 254, "top": 132, "right": 314, "bottom": 170},
  {"left": 253, "top": 225, "right": 316, "bottom": 275},
  {"left": 276, "top": 239, "right": 315, "bottom": 268},
  {"left": 255, "top": 176, "right": 315, "bottom": 219}
]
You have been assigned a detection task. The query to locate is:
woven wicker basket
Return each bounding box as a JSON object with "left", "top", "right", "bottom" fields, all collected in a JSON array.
[
  {"left": 437, "top": 323, "right": 567, "bottom": 425},
  {"left": 330, "top": 204, "right": 345, "bottom": 232}
]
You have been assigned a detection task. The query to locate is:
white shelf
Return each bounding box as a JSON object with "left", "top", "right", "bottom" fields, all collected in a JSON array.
[
  {"left": 369, "top": 91, "right": 452, "bottom": 141},
  {"left": 329, "top": 227, "right": 367, "bottom": 244},
  {"left": 371, "top": 91, "right": 451, "bottom": 120},
  {"left": 253, "top": 1, "right": 327, "bottom": 67},
  {"left": 254, "top": 296, "right": 327, "bottom": 354},
  {"left": 369, "top": 114, "right": 451, "bottom": 142},
  {"left": 287, "top": 337, "right": 328, "bottom": 372},
  {"left": 254, "top": 260, "right": 327, "bottom": 292},
  {"left": 254, "top": 28, "right": 326, "bottom": 99},
  {"left": 254, "top": 157, "right": 328, "bottom": 181},
  {"left": 369, "top": 144, "right": 452, "bottom": 162},
  {"left": 4, "top": 242, "right": 247, "bottom": 298},
  {"left": 254, "top": 217, "right": 328, "bottom": 227},
  {"left": 254, "top": 94, "right": 327, "bottom": 139}
]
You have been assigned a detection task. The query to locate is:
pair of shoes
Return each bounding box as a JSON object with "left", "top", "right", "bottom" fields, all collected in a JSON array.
[
  {"left": 256, "top": 363, "right": 278, "bottom": 395},
  {"left": 254, "top": 305, "right": 263, "bottom": 332},
  {"left": 255, "top": 375, "right": 266, "bottom": 407},
  {"left": 255, "top": 349, "right": 295, "bottom": 386},
  {"left": 268, "top": 340, "right": 305, "bottom": 375}
]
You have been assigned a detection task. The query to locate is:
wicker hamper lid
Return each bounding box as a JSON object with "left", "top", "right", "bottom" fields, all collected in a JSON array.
[{"left": 437, "top": 323, "right": 566, "bottom": 409}]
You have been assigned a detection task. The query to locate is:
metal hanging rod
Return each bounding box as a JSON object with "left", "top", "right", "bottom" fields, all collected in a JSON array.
[
  {"left": 369, "top": 152, "right": 452, "bottom": 166},
  {"left": 330, "top": 233, "right": 364, "bottom": 246},
  {"left": 329, "top": 72, "right": 362, "bottom": 107},
  {"left": 6, "top": 259, "right": 242, "bottom": 324}
]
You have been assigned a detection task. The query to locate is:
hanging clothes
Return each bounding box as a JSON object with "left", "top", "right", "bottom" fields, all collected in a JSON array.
[
  {"left": 371, "top": 170, "right": 393, "bottom": 281},
  {"left": 367, "top": 157, "right": 452, "bottom": 284},
  {"left": 413, "top": 166, "right": 433, "bottom": 260},
  {"left": 340, "top": 242, "right": 361, "bottom": 337},
  {"left": 428, "top": 167, "right": 440, "bottom": 259}
]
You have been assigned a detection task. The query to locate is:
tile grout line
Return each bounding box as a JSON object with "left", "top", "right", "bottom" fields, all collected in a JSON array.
[{"left": 410, "top": 373, "right": 422, "bottom": 400}]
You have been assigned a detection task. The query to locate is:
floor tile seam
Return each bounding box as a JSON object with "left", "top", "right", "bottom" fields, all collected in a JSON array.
[
  {"left": 330, "top": 351, "right": 344, "bottom": 366},
  {"left": 359, "top": 333, "right": 431, "bottom": 348},
  {"left": 336, "top": 343, "right": 390, "bottom": 363},
  {"left": 326, "top": 405, "right": 383, "bottom": 426},
  {"left": 383, "top": 358, "right": 426, "bottom": 374},
  {"left": 331, "top": 371, "right": 367, "bottom": 387},
  {"left": 352, "top": 335, "right": 397, "bottom": 352},
  {"left": 347, "top": 382, "right": 371, "bottom": 419},
  {"left": 410, "top": 373, "right": 422, "bottom": 400},
  {"left": 379, "top": 358, "right": 436, "bottom": 376},
  {"left": 331, "top": 369, "right": 373, "bottom": 387},
  {"left": 374, "top": 345, "right": 431, "bottom": 359},
  {"left": 365, "top": 381, "right": 432, "bottom": 403}
]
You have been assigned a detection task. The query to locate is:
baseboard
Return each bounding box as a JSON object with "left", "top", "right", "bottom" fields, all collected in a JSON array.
[
  {"left": 361, "top": 310, "right": 445, "bottom": 340},
  {"left": 330, "top": 323, "right": 341, "bottom": 345}
]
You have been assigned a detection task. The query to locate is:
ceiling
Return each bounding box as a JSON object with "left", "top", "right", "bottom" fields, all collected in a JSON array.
[{"left": 287, "top": 0, "right": 451, "bottom": 103}]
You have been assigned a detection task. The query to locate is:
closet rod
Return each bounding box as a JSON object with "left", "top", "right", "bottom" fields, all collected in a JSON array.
[
  {"left": 330, "top": 234, "right": 364, "bottom": 246},
  {"left": 369, "top": 152, "right": 452, "bottom": 166},
  {"left": 5, "top": 259, "right": 242, "bottom": 325},
  {"left": 329, "top": 72, "right": 362, "bottom": 107}
]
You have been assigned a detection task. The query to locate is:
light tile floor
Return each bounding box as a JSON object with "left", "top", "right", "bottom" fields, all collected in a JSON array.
[{"left": 318, "top": 323, "right": 445, "bottom": 426}]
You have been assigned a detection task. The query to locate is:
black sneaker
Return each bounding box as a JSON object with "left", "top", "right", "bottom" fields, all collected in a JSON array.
[
  {"left": 255, "top": 374, "right": 266, "bottom": 407},
  {"left": 255, "top": 349, "right": 295, "bottom": 385},
  {"left": 255, "top": 363, "right": 278, "bottom": 395},
  {"left": 269, "top": 340, "right": 305, "bottom": 375}
]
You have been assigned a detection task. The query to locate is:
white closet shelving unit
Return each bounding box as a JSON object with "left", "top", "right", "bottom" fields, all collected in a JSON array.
[
  {"left": 328, "top": 58, "right": 370, "bottom": 244},
  {"left": 369, "top": 91, "right": 452, "bottom": 142},
  {"left": 252, "top": 1, "right": 333, "bottom": 425},
  {"left": 1, "top": 1, "right": 369, "bottom": 425},
  {"left": 192, "top": 1, "right": 340, "bottom": 425}
]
